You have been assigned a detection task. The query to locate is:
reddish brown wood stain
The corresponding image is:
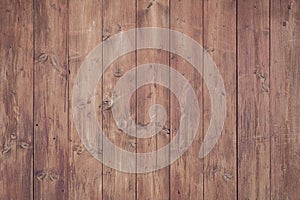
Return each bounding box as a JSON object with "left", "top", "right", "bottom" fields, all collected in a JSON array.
[{"left": 0, "top": 0, "right": 299, "bottom": 199}]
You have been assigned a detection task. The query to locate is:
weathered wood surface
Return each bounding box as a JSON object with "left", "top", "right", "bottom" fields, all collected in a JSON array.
[
  {"left": 238, "top": 0, "right": 270, "bottom": 199},
  {"left": 270, "top": 0, "right": 300, "bottom": 199},
  {"left": 170, "top": 0, "right": 204, "bottom": 199},
  {"left": 204, "top": 0, "right": 237, "bottom": 199},
  {"left": 0, "top": 0, "right": 299, "bottom": 199},
  {"left": 68, "top": 0, "right": 103, "bottom": 199},
  {"left": 102, "top": 0, "right": 136, "bottom": 199},
  {"left": 33, "top": 0, "right": 69, "bottom": 199},
  {"left": 136, "top": 1, "right": 170, "bottom": 199},
  {"left": 0, "top": 0, "right": 33, "bottom": 199}
]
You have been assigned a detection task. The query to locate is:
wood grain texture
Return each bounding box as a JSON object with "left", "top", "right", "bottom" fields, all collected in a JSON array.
[
  {"left": 203, "top": 0, "right": 237, "bottom": 199},
  {"left": 170, "top": 0, "right": 204, "bottom": 199},
  {"left": 270, "top": 0, "right": 300, "bottom": 199},
  {"left": 34, "top": 0, "right": 69, "bottom": 198},
  {"left": 238, "top": 0, "right": 270, "bottom": 199},
  {"left": 1, "top": 0, "right": 300, "bottom": 199},
  {"left": 136, "top": 0, "right": 170, "bottom": 199},
  {"left": 0, "top": 0, "right": 33, "bottom": 199},
  {"left": 68, "top": 0, "right": 103, "bottom": 199},
  {"left": 102, "top": 0, "right": 136, "bottom": 199}
]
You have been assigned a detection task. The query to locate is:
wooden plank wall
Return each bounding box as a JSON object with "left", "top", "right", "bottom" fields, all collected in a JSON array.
[
  {"left": 204, "top": 0, "right": 236, "bottom": 199},
  {"left": 102, "top": 0, "right": 136, "bottom": 199},
  {"left": 170, "top": 0, "right": 203, "bottom": 199},
  {"left": 0, "top": 0, "right": 33, "bottom": 199},
  {"left": 238, "top": 0, "right": 270, "bottom": 199},
  {"left": 33, "top": 0, "right": 69, "bottom": 199},
  {"left": 0, "top": 0, "right": 299, "bottom": 199},
  {"left": 69, "top": 0, "right": 103, "bottom": 199},
  {"left": 136, "top": 0, "right": 170, "bottom": 199}
]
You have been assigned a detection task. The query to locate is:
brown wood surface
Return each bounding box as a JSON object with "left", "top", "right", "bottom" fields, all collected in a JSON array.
[
  {"left": 270, "top": 0, "right": 300, "bottom": 199},
  {"left": 204, "top": 0, "right": 237, "bottom": 199},
  {"left": 102, "top": 0, "right": 136, "bottom": 199},
  {"left": 68, "top": 0, "right": 103, "bottom": 199},
  {"left": 0, "top": 0, "right": 300, "bottom": 199},
  {"left": 170, "top": 0, "right": 204, "bottom": 199},
  {"left": 33, "top": 0, "right": 69, "bottom": 199},
  {"left": 238, "top": 0, "right": 270, "bottom": 199},
  {"left": 0, "top": 0, "right": 33, "bottom": 199},
  {"left": 136, "top": 0, "right": 170, "bottom": 199}
]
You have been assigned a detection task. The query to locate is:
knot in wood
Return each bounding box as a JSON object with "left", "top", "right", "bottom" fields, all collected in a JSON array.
[
  {"left": 36, "top": 53, "right": 48, "bottom": 63},
  {"left": 10, "top": 134, "right": 17, "bottom": 140},
  {"left": 76, "top": 145, "right": 84, "bottom": 155},
  {"left": 20, "top": 142, "right": 29, "bottom": 149},
  {"left": 114, "top": 67, "right": 122, "bottom": 77},
  {"left": 2, "top": 145, "right": 11, "bottom": 154},
  {"left": 163, "top": 128, "right": 170, "bottom": 134},
  {"left": 36, "top": 171, "right": 47, "bottom": 181},
  {"left": 102, "top": 98, "right": 113, "bottom": 110},
  {"left": 49, "top": 171, "right": 59, "bottom": 182}
]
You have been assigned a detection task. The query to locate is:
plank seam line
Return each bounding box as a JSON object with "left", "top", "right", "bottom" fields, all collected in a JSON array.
[
  {"left": 67, "top": 0, "right": 70, "bottom": 198},
  {"left": 135, "top": 0, "right": 138, "bottom": 199},
  {"left": 101, "top": 0, "right": 104, "bottom": 199},
  {"left": 32, "top": 0, "right": 35, "bottom": 198},
  {"left": 236, "top": 0, "right": 239, "bottom": 199},
  {"left": 202, "top": 0, "right": 205, "bottom": 199},
  {"left": 168, "top": 0, "right": 171, "bottom": 199},
  {"left": 269, "top": 0, "right": 272, "bottom": 199}
]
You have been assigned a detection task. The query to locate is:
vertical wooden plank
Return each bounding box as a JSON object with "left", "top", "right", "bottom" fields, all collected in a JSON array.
[
  {"left": 136, "top": 0, "right": 170, "bottom": 199},
  {"left": 169, "top": 0, "right": 204, "bottom": 199},
  {"left": 34, "top": 0, "right": 69, "bottom": 198},
  {"left": 271, "top": 0, "right": 300, "bottom": 199},
  {"left": 68, "top": 0, "right": 103, "bottom": 199},
  {"left": 0, "top": 0, "right": 33, "bottom": 199},
  {"left": 237, "top": 0, "right": 270, "bottom": 199},
  {"left": 102, "top": 0, "right": 136, "bottom": 199},
  {"left": 203, "top": 0, "right": 237, "bottom": 199}
]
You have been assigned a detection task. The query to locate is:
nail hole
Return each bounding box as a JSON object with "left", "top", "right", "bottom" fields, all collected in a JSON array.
[{"left": 283, "top": 21, "right": 287, "bottom": 26}]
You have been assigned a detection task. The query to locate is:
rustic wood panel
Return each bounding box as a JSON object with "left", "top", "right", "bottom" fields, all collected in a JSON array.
[
  {"left": 136, "top": 0, "right": 170, "bottom": 199},
  {"left": 270, "top": 0, "right": 300, "bottom": 199},
  {"left": 33, "top": 0, "right": 69, "bottom": 198},
  {"left": 238, "top": 0, "right": 270, "bottom": 199},
  {"left": 203, "top": 0, "right": 237, "bottom": 199},
  {"left": 68, "top": 0, "right": 103, "bottom": 199},
  {"left": 1, "top": 0, "right": 300, "bottom": 199},
  {"left": 102, "top": 0, "right": 136, "bottom": 199},
  {"left": 0, "top": 0, "right": 33, "bottom": 199},
  {"left": 169, "top": 0, "right": 204, "bottom": 199}
]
